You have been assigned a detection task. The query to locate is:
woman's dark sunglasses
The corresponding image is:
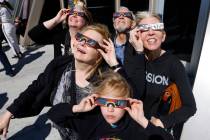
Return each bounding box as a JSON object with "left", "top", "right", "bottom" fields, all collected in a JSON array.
[
  {"left": 113, "top": 12, "right": 133, "bottom": 20},
  {"left": 69, "top": 10, "right": 85, "bottom": 17},
  {"left": 95, "top": 97, "right": 130, "bottom": 109},
  {"left": 75, "top": 33, "right": 100, "bottom": 48}
]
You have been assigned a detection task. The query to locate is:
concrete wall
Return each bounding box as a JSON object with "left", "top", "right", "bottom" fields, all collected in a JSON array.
[{"left": 181, "top": 13, "right": 210, "bottom": 140}]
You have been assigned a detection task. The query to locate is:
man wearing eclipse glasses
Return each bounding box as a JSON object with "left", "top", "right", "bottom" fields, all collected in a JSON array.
[{"left": 112, "top": 7, "right": 146, "bottom": 100}]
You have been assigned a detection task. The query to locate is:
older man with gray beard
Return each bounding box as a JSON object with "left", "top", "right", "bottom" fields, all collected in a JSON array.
[
  {"left": 111, "top": 6, "right": 146, "bottom": 100},
  {"left": 112, "top": 6, "right": 135, "bottom": 65}
]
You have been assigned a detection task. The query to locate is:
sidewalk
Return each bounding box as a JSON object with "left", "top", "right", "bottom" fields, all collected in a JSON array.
[{"left": 0, "top": 44, "right": 60, "bottom": 140}]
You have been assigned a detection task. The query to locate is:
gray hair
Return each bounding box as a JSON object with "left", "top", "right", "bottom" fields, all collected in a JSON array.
[
  {"left": 135, "top": 11, "right": 163, "bottom": 24},
  {"left": 114, "top": 6, "right": 136, "bottom": 20}
]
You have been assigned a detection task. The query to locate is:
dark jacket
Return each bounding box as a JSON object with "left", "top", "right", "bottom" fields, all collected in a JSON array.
[
  {"left": 112, "top": 34, "right": 146, "bottom": 100},
  {"left": 6, "top": 55, "right": 130, "bottom": 118},
  {"left": 7, "top": 55, "right": 73, "bottom": 118},
  {"left": 47, "top": 103, "right": 174, "bottom": 140}
]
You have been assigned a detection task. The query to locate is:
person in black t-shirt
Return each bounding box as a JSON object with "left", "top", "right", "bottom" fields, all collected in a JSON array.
[{"left": 129, "top": 11, "right": 196, "bottom": 139}]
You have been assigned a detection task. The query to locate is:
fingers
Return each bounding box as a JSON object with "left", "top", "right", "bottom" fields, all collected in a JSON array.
[
  {"left": 99, "top": 39, "right": 114, "bottom": 53},
  {"left": 2, "top": 128, "right": 8, "bottom": 138},
  {"left": 87, "top": 94, "right": 98, "bottom": 106},
  {"left": 124, "top": 106, "right": 131, "bottom": 114},
  {"left": 97, "top": 48, "right": 106, "bottom": 57},
  {"left": 127, "top": 98, "right": 142, "bottom": 106}
]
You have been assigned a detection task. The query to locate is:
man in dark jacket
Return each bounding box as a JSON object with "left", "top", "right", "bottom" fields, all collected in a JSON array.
[{"left": 112, "top": 6, "right": 145, "bottom": 99}]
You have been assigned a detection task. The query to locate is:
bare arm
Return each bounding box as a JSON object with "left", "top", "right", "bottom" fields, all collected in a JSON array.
[{"left": 43, "top": 8, "right": 69, "bottom": 30}]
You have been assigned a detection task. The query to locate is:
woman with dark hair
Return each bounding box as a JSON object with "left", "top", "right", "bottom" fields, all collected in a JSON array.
[{"left": 28, "top": 1, "right": 93, "bottom": 58}]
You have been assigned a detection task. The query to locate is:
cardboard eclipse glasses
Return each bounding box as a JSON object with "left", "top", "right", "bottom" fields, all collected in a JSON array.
[
  {"left": 95, "top": 97, "right": 130, "bottom": 109},
  {"left": 137, "top": 23, "right": 164, "bottom": 31},
  {"left": 113, "top": 12, "right": 133, "bottom": 19},
  {"left": 75, "top": 32, "right": 100, "bottom": 48}
]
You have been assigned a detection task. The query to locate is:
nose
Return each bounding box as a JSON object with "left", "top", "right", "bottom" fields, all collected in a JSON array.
[
  {"left": 79, "top": 39, "right": 86, "bottom": 46},
  {"left": 119, "top": 14, "right": 125, "bottom": 18},
  {"left": 107, "top": 106, "right": 114, "bottom": 112},
  {"left": 148, "top": 28, "right": 155, "bottom": 35}
]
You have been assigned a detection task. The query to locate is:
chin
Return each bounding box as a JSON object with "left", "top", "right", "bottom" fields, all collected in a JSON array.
[{"left": 106, "top": 118, "right": 119, "bottom": 124}]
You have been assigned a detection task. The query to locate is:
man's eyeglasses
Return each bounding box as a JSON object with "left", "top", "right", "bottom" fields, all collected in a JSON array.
[
  {"left": 113, "top": 12, "right": 133, "bottom": 20},
  {"left": 95, "top": 97, "right": 130, "bottom": 109},
  {"left": 69, "top": 10, "right": 85, "bottom": 17},
  {"left": 75, "top": 32, "right": 99, "bottom": 48},
  {"left": 137, "top": 23, "right": 164, "bottom": 32}
]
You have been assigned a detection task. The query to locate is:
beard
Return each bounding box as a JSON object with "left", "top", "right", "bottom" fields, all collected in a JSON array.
[{"left": 115, "top": 26, "right": 130, "bottom": 33}]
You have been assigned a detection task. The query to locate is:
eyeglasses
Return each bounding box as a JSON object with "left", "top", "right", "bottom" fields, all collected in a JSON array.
[
  {"left": 95, "top": 97, "right": 130, "bottom": 109},
  {"left": 69, "top": 10, "right": 85, "bottom": 17},
  {"left": 75, "top": 32, "right": 100, "bottom": 48},
  {"left": 137, "top": 23, "right": 164, "bottom": 32},
  {"left": 113, "top": 12, "right": 133, "bottom": 20}
]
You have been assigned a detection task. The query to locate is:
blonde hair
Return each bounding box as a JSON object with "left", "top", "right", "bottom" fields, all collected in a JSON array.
[
  {"left": 69, "top": 0, "right": 93, "bottom": 25},
  {"left": 135, "top": 11, "right": 162, "bottom": 24},
  {"left": 92, "top": 71, "right": 132, "bottom": 98},
  {"left": 80, "top": 23, "right": 110, "bottom": 41},
  {"left": 80, "top": 23, "right": 111, "bottom": 79}
]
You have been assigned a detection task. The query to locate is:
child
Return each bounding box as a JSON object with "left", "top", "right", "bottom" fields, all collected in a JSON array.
[{"left": 47, "top": 72, "right": 173, "bottom": 140}]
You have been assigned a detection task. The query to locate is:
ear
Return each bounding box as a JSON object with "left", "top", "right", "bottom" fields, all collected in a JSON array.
[{"left": 161, "top": 31, "right": 166, "bottom": 42}]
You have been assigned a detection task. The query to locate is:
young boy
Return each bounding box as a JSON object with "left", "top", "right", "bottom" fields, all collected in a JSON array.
[{"left": 47, "top": 72, "right": 173, "bottom": 140}]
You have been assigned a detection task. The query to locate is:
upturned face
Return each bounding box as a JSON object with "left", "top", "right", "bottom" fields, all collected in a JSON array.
[
  {"left": 99, "top": 92, "right": 126, "bottom": 125},
  {"left": 67, "top": 7, "right": 86, "bottom": 29},
  {"left": 73, "top": 29, "right": 102, "bottom": 64},
  {"left": 113, "top": 8, "right": 133, "bottom": 33},
  {"left": 138, "top": 17, "right": 166, "bottom": 51}
]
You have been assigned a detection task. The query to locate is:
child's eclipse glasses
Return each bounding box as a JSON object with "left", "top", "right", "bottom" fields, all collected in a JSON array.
[
  {"left": 113, "top": 12, "right": 133, "bottom": 20},
  {"left": 137, "top": 23, "right": 164, "bottom": 32},
  {"left": 95, "top": 97, "right": 130, "bottom": 109},
  {"left": 75, "top": 33, "right": 100, "bottom": 48},
  {"left": 69, "top": 10, "right": 85, "bottom": 17}
]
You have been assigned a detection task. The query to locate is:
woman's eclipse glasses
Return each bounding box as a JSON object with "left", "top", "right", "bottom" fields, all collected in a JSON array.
[{"left": 75, "top": 33, "right": 100, "bottom": 49}]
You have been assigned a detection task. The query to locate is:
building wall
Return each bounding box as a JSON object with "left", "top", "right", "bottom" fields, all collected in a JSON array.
[{"left": 181, "top": 13, "right": 210, "bottom": 140}]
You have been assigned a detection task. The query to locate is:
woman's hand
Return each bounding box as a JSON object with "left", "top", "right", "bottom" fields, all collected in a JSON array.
[
  {"left": 150, "top": 116, "right": 165, "bottom": 128},
  {"left": 98, "top": 38, "right": 119, "bottom": 67},
  {"left": 124, "top": 98, "right": 148, "bottom": 128},
  {"left": 72, "top": 94, "right": 98, "bottom": 113},
  {"left": 54, "top": 8, "right": 70, "bottom": 24},
  {"left": 0, "top": 111, "right": 13, "bottom": 138},
  {"left": 44, "top": 8, "right": 70, "bottom": 30},
  {"left": 129, "top": 27, "right": 144, "bottom": 52}
]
